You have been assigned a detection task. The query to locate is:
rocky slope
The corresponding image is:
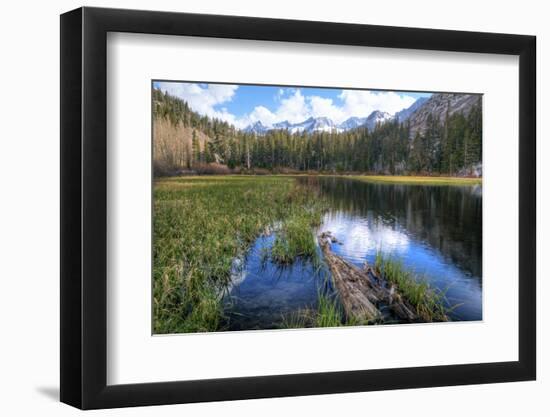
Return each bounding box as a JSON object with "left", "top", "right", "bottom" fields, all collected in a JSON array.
[{"left": 407, "top": 93, "right": 482, "bottom": 138}]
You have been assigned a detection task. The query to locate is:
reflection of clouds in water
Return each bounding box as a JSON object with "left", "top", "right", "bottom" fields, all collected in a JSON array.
[
  {"left": 227, "top": 256, "right": 247, "bottom": 291},
  {"left": 320, "top": 209, "right": 482, "bottom": 320},
  {"left": 225, "top": 178, "right": 482, "bottom": 325},
  {"left": 320, "top": 212, "right": 410, "bottom": 262}
]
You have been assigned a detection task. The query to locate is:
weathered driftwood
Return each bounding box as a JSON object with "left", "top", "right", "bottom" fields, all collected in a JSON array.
[{"left": 318, "top": 232, "right": 419, "bottom": 323}]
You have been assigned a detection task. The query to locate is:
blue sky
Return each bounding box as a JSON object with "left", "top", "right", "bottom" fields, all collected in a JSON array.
[{"left": 153, "top": 81, "right": 432, "bottom": 129}]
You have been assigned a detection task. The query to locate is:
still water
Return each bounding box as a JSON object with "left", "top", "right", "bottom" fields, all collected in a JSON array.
[{"left": 223, "top": 176, "right": 482, "bottom": 330}]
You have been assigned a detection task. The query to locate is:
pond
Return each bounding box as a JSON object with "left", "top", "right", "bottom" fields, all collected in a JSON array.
[{"left": 222, "top": 176, "right": 482, "bottom": 330}]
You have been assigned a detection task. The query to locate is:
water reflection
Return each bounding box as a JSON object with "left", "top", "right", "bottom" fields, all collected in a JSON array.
[
  {"left": 222, "top": 234, "right": 328, "bottom": 331},
  {"left": 322, "top": 211, "right": 411, "bottom": 261},
  {"left": 305, "top": 176, "right": 482, "bottom": 321},
  {"left": 223, "top": 176, "right": 482, "bottom": 329}
]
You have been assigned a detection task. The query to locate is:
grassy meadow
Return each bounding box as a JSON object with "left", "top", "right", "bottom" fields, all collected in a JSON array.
[{"left": 153, "top": 175, "right": 326, "bottom": 334}]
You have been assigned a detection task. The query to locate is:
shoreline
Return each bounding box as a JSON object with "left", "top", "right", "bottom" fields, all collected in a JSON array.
[
  {"left": 156, "top": 173, "right": 483, "bottom": 186},
  {"left": 346, "top": 175, "right": 482, "bottom": 186}
]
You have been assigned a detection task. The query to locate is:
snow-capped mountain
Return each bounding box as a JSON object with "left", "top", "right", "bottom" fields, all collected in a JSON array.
[
  {"left": 243, "top": 120, "right": 271, "bottom": 135},
  {"left": 338, "top": 116, "right": 368, "bottom": 130},
  {"left": 243, "top": 106, "right": 411, "bottom": 135},
  {"left": 246, "top": 117, "right": 342, "bottom": 135},
  {"left": 361, "top": 110, "right": 393, "bottom": 131},
  {"left": 336, "top": 111, "right": 393, "bottom": 132},
  {"left": 297, "top": 117, "right": 340, "bottom": 133},
  {"left": 336, "top": 110, "right": 393, "bottom": 132},
  {"left": 272, "top": 120, "right": 291, "bottom": 130},
  {"left": 275, "top": 117, "right": 341, "bottom": 134}
]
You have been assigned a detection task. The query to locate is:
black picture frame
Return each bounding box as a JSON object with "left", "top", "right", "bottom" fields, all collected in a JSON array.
[{"left": 60, "top": 6, "right": 536, "bottom": 410}]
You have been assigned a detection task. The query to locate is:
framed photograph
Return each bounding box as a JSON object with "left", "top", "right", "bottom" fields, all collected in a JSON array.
[{"left": 60, "top": 6, "right": 536, "bottom": 409}]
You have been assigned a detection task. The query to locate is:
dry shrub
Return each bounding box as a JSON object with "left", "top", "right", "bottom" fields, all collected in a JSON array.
[
  {"left": 250, "top": 168, "right": 271, "bottom": 175},
  {"left": 194, "top": 163, "right": 232, "bottom": 175},
  {"left": 273, "top": 167, "right": 302, "bottom": 175}
]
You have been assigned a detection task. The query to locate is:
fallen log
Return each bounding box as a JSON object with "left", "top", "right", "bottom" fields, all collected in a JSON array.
[{"left": 318, "top": 232, "right": 422, "bottom": 323}]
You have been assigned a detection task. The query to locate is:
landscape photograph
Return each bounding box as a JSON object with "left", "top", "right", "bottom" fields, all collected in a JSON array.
[{"left": 152, "top": 81, "right": 482, "bottom": 334}]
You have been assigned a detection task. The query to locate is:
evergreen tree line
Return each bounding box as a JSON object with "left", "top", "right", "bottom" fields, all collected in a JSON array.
[{"left": 153, "top": 88, "right": 482, "bottom": 175}]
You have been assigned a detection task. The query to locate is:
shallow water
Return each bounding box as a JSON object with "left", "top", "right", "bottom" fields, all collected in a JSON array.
[
  {"left": 221, "top": 234, "right": 330, "bottom": 330},
  {"left": 223, "top": 176, "right": 482, "bottom": 330}
]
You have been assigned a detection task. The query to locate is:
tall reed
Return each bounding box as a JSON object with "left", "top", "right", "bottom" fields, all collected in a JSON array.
[{"left": 374, "top": 253, "right": 448, "bottom": 322}]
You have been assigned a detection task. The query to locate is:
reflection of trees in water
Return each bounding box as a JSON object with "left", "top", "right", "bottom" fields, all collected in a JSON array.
[{"left": 299, "top": 177, "right": 482, "bottom": 281}]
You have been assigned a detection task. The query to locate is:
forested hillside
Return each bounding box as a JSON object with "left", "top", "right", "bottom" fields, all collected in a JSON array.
[{"left": 152, "top": 88, "right": 482, "bottom": 176}]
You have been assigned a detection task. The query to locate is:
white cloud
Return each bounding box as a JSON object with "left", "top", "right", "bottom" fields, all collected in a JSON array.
[
  {"left": 309, "top": 96, "right": 345, "bottom": 122},
  {"left": 275, "top": 89, "right": 310, "bottom": 123},
  {"left": 154, "top": 82, "right": 239, "bottom": 125},
  {"left": 338, "top": 90, "right": 416, "bottom": 121},
  {"left": 239, "top": 89, "right": 417, "bottom": 128},
  {"left": 243, "top": 105, "right": 278, "bottom": 127},
  {"left": 321, "top": 214, "right": 409, "bottom": 260},
  {"left": 236, "top": 89, "right": 310, "bottom": 128},
  {"left": 275, "top": 88, "right": 285, "bottom": 100},
  {"left": 156, "top": 82, "right": 420, "bottom": 129}
]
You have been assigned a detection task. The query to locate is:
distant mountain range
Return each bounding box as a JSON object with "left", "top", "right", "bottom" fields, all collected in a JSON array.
[
  {"left": 274, "top": 116, "right": 339, "bottom": 134},
  {"left": 243, "top": 110, "right": 394, "bottom": 135},
  {"left": 243, "top": 93, "right": 481, "bottom": 138},
  {"left": 337, "top": 110, "right": 394, "bottom": 132}
]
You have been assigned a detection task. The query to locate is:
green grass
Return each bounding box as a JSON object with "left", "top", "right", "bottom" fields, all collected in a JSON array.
[
  {"left": 281, "top": 292, "right": 344, "bottom": 329},
  {"left": 153, "top": 175, "right": 326, "bottom": 334},
  {"left": 281, "top": 291, "right": 377, "bottom": 329},
  {"left": 374, "top": 253, "right": 448, "bottom": 322},
  {"left": 270, "top": 209, "right": 324, "bottom": 265},
  {"left": 315, "top": 292, "right": 343, "bottom": 327},
  {"left": 347, "top": 175, "right": 482, "bottom": 186}
]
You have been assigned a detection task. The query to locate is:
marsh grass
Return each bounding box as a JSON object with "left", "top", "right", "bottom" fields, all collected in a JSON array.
[
  {"left": 315, "top": 292, "right": 345, "bottom": 327},
  {"left": 281, "top": 292, "right": 344, "bottom": 329},
  {"left": 374, "top": 253, "right": 448, "bottom": 322},
  {"left": 270, "top": 210, "right": 324, "bottom": 265},
  {"left": 281, "top": 290, "right": 378, "bottom": 329},
  {"left": 153, "top": 175, "right": 327, "bottom": 334}
]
